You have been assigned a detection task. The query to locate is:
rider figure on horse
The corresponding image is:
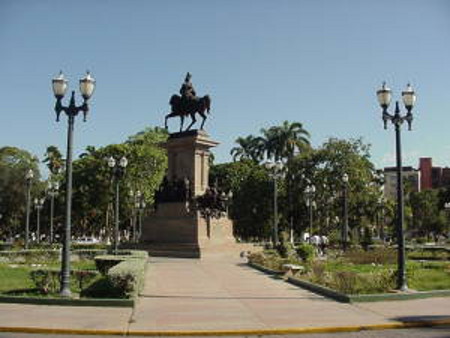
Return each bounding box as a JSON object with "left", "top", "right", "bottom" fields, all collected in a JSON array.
[
  {"left": 180, "top": 72, "right": 197, "bottom": 105},
  {"left": 165, "top": 73, "right": 211, "bottom": 132}
]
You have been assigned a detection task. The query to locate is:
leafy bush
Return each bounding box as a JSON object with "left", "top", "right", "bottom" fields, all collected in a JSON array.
[
  {"left": 329, "top": 269, "right": 396, "bottom": 294},
  {"left": 80, "top": 277, "right": 123, "bottom": 298},
  {"left": 93, "top": 250, "right": 148, "bottom": 298},
  {"left": 29, "top": 269, "right": 59, "bottom": 294},
  {"left": 247, "top": 252, "right": 266, "bottom": 266},
  {"left": 108, "top": 258, "right": 147, "bottom": 298},
  {"left": 360, "top": 227, "right": 374, "bottom": 251},
  {"left": 247, "top": 250, "right": 298, "bottom": 271},
  {"left": 74, "top": 249, "right": 107, "bottom": 260},
  {"left": 296, "top": 243, "right": 316, "bottom": 263},
  {"left": 343, "top": 247, "right": 396, "bottom": 265},
  {"left": 276, "top": 231, "right": 297, "bottom": 258},
  {"left": 308, "top": 261, "right": 328, "bottom": 285},
  {"left": 0, "top": 249, "right": 60, "bottom": 264},
  {"left": 94, "top": 256, "right": 127, "bottom": 275},
  {"left": 415, "top": 237, "right": 427, "bottom": 244},
  {"left": 0, "top": 242, "right": 13, "bottom": 251},
  {"left": 72, "top": 243, "right": 109, "bottom": 250},
  {"left": 331, "top": 271, "right": 359, "bottom": 294},
  {"left": 73, "top": 270, "right": 99, "bottom": 290},
  {"left": 29, "top": 268, "right": 99, "bottom": 294},
  {"left": 94, "top": 250, "right": 147, "bottom": 275},
  {"left": 29, "top": 243, "right": 60, "bottom": 250}
]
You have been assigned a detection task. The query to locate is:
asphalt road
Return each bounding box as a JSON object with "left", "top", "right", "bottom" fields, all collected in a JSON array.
[{"left": 0, "top": 327, "right": 449, "bottom": 338}]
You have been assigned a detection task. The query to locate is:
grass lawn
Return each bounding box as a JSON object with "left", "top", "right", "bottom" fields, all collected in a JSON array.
[
  {"left": 251, "top": 248, "right": 450, "bottom": 295},
  {"left": 0, "top": 259, "right": 100, "bottom": 296},
  {"left": 308, "top": 260, "right": 450, "bottom": 293},
  {"left": 0, "top": 264, "right": 34, "bottom": 293},
  {"left": 409, "top": 261, "right": 450, "bottom": 291}
]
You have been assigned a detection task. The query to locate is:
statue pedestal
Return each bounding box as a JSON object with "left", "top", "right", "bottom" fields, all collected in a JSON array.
[{"left": 140, "top": 130, "right": 235, "bottom": 258}]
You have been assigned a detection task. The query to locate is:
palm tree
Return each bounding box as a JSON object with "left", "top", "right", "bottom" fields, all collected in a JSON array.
[
  {"left": 230, "top": 135, "right": 264, "bottom": 162},
  {"left": 261, "top": 121, "right": 310, "bottom": 161},
  {"left": 43, "top": 146, "right": 64, "bottom": 174}
]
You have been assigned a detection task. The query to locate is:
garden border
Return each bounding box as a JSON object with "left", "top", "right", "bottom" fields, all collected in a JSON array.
[
  {"left": 247, "top": 261, "right": 450, "bottom": 303},
  {"left": 0, "top": 294, "right": 134, "bottom": 307},
  {"left": 247, "top": 261, "right": 284, "bottom": 276}
]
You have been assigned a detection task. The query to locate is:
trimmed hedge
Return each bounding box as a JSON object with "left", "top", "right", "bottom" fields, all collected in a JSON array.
[
  {"left": 108, "top": 257, "right": 147, "bottom": 298},
  {"left": 0, "top": 249, "right": 108, "bottom": 263},
  {"left": 93, "top": 250, "right": 148, "bottom": 298},
  {"left": 72, "top": 243, "right": 109, "bottom": 250},
  {"left": 0, "top": 249, "right": 60, "bottom": 263},
  {"left": 74, "top": 249, "right": 108, "bottom": 260}
]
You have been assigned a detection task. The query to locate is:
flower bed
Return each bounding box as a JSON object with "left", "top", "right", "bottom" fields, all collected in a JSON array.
[
  {"left": 0, "top": 249, "right": 148, "bottom": 304},
  {"left": 248, "top": 247, "right": 450, "bottom": 299}
]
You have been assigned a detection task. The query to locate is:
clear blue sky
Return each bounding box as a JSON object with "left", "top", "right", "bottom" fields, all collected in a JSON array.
[{"left": 1, "top": 0, "right": 450, "bottom": 175}]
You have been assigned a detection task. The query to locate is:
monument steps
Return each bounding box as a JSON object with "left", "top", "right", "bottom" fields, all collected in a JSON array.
[
  {"left": 122, "top": 242, "right": 261, "bottom": 259},
  {"left": 123, "top": 242, "right": 201, "bottom": 258}
]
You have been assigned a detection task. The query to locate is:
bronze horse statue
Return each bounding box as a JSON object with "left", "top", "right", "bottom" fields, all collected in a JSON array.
[{"left": 164, "top": 94, "right": 211, "bottom": 132}]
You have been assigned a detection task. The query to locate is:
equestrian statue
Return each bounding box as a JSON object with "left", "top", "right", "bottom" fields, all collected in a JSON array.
[{"left": 164, "top": 73, "right": 211, "bottom": 132}]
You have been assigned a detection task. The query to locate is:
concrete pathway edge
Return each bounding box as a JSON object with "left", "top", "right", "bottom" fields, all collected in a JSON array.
[{"left": 0, "top": 318, "right": 449, "bottom": 336}]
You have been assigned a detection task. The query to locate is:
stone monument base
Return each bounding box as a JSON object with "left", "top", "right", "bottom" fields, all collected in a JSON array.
[{"left": 140, "top": 202, "right": 237, "bottom": 258}]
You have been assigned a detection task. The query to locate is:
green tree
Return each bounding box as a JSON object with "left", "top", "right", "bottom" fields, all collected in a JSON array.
[
  {"left": 43, "top": 146, "right": 64, "bottom": 175},
  {"left": 210, "top": 160, "right": 272, "bottom": 241},
  {"left": 0, "top": 147, "right": 42, "bottom": 240},
  {"left": 230, "top": 135, "right": 264, "bottom": 162},
  {"left": 409, "top": 189, "right": 444, "bottom": 240},
  {"left": 260, "top": 120, "right": 310, "bottom": 161},
  {"left": 69, "top": 127, "right": 168, "bottom": 240}
]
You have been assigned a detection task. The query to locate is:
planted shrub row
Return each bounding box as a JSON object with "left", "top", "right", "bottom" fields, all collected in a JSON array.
[
  {"left": 0, "top": 249, "right": 108, "bottom": 263},
  {"left": 0, "top": 249, "right": 60, "bottom": 263},
  {"left": 92, "top": 250, "right": 148, "bottom": 298},
  {"left": 29, "top": 269, "right": 99, "bottom": 294}
]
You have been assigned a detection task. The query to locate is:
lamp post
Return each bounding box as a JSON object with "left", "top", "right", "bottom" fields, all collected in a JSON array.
[
  {"left": 136, "top": 194, "right": 146, "bottom": 241},
  {"left": 444, "top": 202, "right": 450, "bottom": 239},
  {"left": 108, "top": 156, "right": 128, "bottom": 254},
  {"left": 129, "top": 189, "right": 142, "bottom": 242},
  {"left": 52, "top": 70, "right": 96, "bottom": 297},
  {"left": 342, "top": 173, "right": 349, "bottom": 250},
  {"left": 47, "top": 181, "right": 59, "bottom": 243},
  {"left": 264, "top": 160, "right": 284, "bottom": 246},
  {"left": 288, "top": 172, "right": 295, "bottom": 244},
  {"left": 24, "top": 169, "right": 34, "bottom": 249},
  {"left": 377, "top": 196, "right": 385, "bottom": 242},
  {"left": 305, "top": 184, "right": 316, "bottom": 242},
  {"left": 376, "top": 82, "right": 416, "bottom": 291},
  {"left": 34, "top": 197, "right": 45, "bottom": 243}
]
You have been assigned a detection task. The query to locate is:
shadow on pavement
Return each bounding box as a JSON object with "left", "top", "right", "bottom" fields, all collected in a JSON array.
[{"left": 393, "top": 315, "right": 450, "bottom": 323}]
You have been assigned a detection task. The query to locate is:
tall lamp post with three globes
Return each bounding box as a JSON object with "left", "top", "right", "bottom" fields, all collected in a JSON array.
[
  {"left": 24, "top": 169, "right": 34, "bottom": 249},
  {"left": 305, "top": 183, "right": 316, "bottom": 243},
  {"left": 52, "top": 70, "right": 96, "bottom": 297},
  {"left": 108, "top": 156, "right": 128, "bottom": 254},
  {"left": 376, "top": 82, "right": 416, "bottom": 291},
  {"left": 342, "top": 173, "right": 349, "bottom": 251},
  {"left": 47, "top": 180, "right": 60, "bottom": 243},
  {"left": 264, "top": 160, "right": 284, "bottom": 246}
]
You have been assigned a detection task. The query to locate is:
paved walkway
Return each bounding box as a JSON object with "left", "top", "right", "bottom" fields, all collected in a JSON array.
[
  {"left": 0, "top": 255, "right": 448, "bottom": 334},
  {"left": 128, "top": 256, "right": 450, "bottom": 331}
]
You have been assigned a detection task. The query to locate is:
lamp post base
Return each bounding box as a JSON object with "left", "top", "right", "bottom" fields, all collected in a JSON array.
[{"left": 60, "top": 287, "right": 72, "bottom": 298}]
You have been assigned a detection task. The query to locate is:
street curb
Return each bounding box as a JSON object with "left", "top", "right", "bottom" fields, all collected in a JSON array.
[{"left": 0, "top": 319, "right": 449, "bottom": 336}]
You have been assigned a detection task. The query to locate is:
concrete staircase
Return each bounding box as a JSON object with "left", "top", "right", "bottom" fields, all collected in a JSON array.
[{"left": 121, "top": 241, "right": 262, "bottom": 259}]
